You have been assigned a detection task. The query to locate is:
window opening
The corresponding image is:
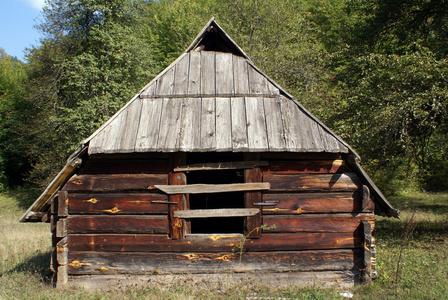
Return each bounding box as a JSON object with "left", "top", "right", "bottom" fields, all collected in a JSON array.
[{"left": 187, "top": 169, "right": 245, "bottom": 234}]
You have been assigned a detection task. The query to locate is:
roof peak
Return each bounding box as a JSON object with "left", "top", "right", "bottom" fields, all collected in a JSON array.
[{"left": 185, "top": 18, "right": 249, "bottom": 59}]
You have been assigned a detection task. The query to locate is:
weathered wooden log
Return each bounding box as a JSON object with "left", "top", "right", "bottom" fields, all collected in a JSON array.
[
  {"left": 174, "top": 161, "right": 268, "bottom": 172},
  {"left": 57, "top": 191, "right": 68, "bottom": 217},
  {"left": 65, "top": 249, "right": 362, "bottom": 275},
  {"left": 67, "top": 193, "right": 169, "bottom": 215},
  {"left": 168, "top": 172, "right": 186, "bottom": 240},
  {"left": 60, "top": 271, "right": 360, "bottom": 290},
  {"left": 262, "top": 192, "right": 374, "bottom": 214},
  {"left": 67, "top": 232, "right": 362, "bottom": 252},
  {"left": 263, "top": 214, "right": 374, "bottom": 233},
  {"left": 62, "top": 174, "right": 168, "bottom": 192},
  {"left": 65, "top": 215, "right": 168, "bottom": 234},
  {"left": 261, "top": 160, "right": 347, "bottom": 174},
  {"left": 264, "top": 173, "right": 361, "bottom": 192},
  {"left": 83, "top": 159, "right": 169, "bottom": 174}
]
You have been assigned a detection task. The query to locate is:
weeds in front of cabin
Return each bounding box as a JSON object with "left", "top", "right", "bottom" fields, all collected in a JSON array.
[
  {"left": 232, "top": 223, "right": 277, "bottom": 265},
  {"left": 1, "top": 191, "right": 447, "bottom": 299}
]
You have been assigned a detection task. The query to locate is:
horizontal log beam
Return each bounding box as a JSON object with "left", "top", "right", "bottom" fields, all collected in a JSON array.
[
  {"left": 67, "top": 232, "right": 361, "bottom": 252},
  {"left": 261, "top": 160, "right": 347, "bottom": 174},
  {"left": 155, "top": 183, "right": 270, "bottom": 194},
  {"left": 173, "top": 208, "right": 259, "bottom": 218},
  {"left": 263, "top": 214, "right": 374, "bottom": 233},
  {"left": 262, "top": 192, "right": 374, "bottom": 214},
  {"left": 62, "top": 174, "right": 168, "bottom": 192},
  {"left": 66, "top": 249, "right": 362, "bottom": 275},
  {"left": 67, "top": 193, "right": 169, "bottom": 215},
  {"left": 174, "top": 161, "right": 268, "bottom": 172},
  {"left": 264, "top": 173, "right": 361, "bottom": 192},
  {"left": 66, "top": 215, "right": 168, "bottom": 234},
  {"left": 60, "top": 271, "right": 359, "bottom": 290}
]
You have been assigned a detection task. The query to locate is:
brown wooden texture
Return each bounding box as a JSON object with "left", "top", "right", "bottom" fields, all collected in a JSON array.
[
  {"left": 261, "top": 160, "right": 347, "bottom": 174},
  {"left": 61, "top": 271, "right": 359, "bottom": 290},
  {"left": 62, "top": 174, "right": 168, "bottom": 192},
  {"left": 67, "top": 193, "right": 168, "bottom": 215},
  {"left": 245, "top": 167, "right": 262, "bottom": 238},
  {"left": 264, "top": 173, "right": 361, "bottom": 192},
  {"left": 155, "top": 182, "right": 270, "bottom": 194},
  {"left": 66, "top": 216, "right": 168, "bottom": 234},
  {"left": 174, "top": 208, "right": 259, "bottom": 218},
  {"left": 263, "top": 214, "right": 374, "bottom": 233},
  {"left": 82, "top": 159, "right": 169, "bottom": 174},
  {"left": 67, "top": 232, "right": 361, "bottom": 252},
  {"left": 65, "top": 249, "right": 361, "bottom": 275},
  {"left": 58, "top": 191, "right": 68, "bottom": 217},
  {"left": 169, "top": 172, "right": 186, "bottom": 240},
  {"left": 262, "top": 192, "right": 374, "bottom": 214}
]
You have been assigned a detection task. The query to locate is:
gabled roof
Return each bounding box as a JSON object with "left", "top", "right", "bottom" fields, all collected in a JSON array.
[
  {"left": 20, "top": 18, "right": 399, "bottom": 222},
  {"left": 85, "top": 18, "right": 352, "bottom": 155}
]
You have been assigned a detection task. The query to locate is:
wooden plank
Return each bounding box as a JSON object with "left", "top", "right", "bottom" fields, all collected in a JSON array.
[
  {"left": 155, "top": 182, "right": 270, "bottom": 194},
  {"left": 262, "top": 192, "right": 374, "bottom": 214},
  {"left": 174, "top": 208, "right": 259, "bottom": 218},
  {"left": 245, "top": 97, "right": 269, "bottom": 151},
  {"left": 263, "top": 173, "right": 361, "bottom": 192},
  {"left": 134, "top": 98, "right": 163, "bottom": 152},
  {"left": 66, "top": 249, "right": 361, "bottom": 275},
  {"left": 248, "top": 64, "right": 270, "bottom": 95},
  {"left": 178, "top": 98, "right": 202, "bottom": 151},
  {"left": 261, "top": 153, "right": 342, "bottom": 161},
  {"left": 200, "top": 97, "right": 216, "bottom": 150},
  {"left": 82, "top": 159, "right": 169, "bottom": 174},
  {"left": 56, "top": 218, "right": 67, "bottom": 238},
  {"left": 187, "top": 52, "right": 201, "bottom": 96},
  {"left": 100, "top": 108, "right": 127, "bottom": 153},
  {"left": 66, "top": 215, "right": 168, "bottom": 234},
  {"left": 169, "top": 172, "right": 186, "bottom": 240},
  {"left": 62, "top": 271, "right": 359, "bottom": 290},
  {"left": 233, "top": 56, "right": 250, "bottom": 95},
  {"left": 157, "top": 65, "right": 175, "bottom": 96},
  {"left": 263, "top": 214, "right": 374, "bottom": 233},
  {"left": 263, "top": 97, "right": 286, "bottom": 151},
  {"left": 62, "top": 174, "right": 168, "bottom": 192},
  {"left": 157, "top": 98, "right": 182, "bottom": 151},
  {"left": 67, "top": 193, "right": 168, "bottom": 215},
  {"left": 215, "top": 53, "right": 234, "bottom": 96},
  {"left": 280, "top": 97, "right": 304, "bottom": 151},
  {"left": 200, "top": 51, "right": 215, "bottom": 96},
  {"left": 261, "top": 160, "right": 347, "bottom": 174},
  {"left": 58, "top": 191, "right": 68, "bottom": 217},
  {"left": 117, "top": 100, "right": 143, "bottom": 153},
  {"left": 67, "top": 232, "right": 361, "bottom": 252},
  {"left": 215, "top": 97, "right": 232, "bottom": 150},
  {"left": 245, "top": 167, "right": 262, "bottom": 238},
  {"left": 173, "top": 53, "right": 190, "bottom": 96},
  {"left": 140, "top": 81, "right": 157, "bottom": 98},
  {"left": 362, "top": 185, "right": 371, "bottom": 211},
  {"left": 174, "top": 161, "right": 268, "bottom": 172},
  {"left": 230, "top": 97, "right": 249, "bottom": 151}
]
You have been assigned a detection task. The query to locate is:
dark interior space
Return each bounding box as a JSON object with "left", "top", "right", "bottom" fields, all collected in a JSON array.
[{"left": 186, "top": 159, "right": 245, "bottom": 233}]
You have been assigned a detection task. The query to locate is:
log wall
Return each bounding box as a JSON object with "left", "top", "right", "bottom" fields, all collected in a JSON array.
[{"left": 52, "top": 155, "right": 376, "bottom": 288}]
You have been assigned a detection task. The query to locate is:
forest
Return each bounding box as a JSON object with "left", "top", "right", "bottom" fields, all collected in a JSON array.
[{"left": 1, "top": 0, "right": 447, "bottom": 198}]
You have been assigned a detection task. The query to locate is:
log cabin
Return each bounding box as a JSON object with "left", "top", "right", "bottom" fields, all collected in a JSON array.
[{"left": 21, "top": 18, "right": 399, "bottom": 289}]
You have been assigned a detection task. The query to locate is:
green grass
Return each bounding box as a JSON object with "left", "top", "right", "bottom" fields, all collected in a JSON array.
[{"left": 0, "top": 191, "right": 447, "bottom": 299}]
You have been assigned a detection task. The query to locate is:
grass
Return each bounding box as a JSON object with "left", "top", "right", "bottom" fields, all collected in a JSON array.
[{"left": 0, "top": 191, "right": 447, "bottom": 299}]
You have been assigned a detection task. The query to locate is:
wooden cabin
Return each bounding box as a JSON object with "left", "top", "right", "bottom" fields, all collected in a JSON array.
[{"left": 21, "top": 18, "right": 399, "bottom": 289}]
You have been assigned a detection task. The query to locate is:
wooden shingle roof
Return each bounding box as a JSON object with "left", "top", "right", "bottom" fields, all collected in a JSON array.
[{"left": 86, "top": 19, "right": 352, "bottom": 155}]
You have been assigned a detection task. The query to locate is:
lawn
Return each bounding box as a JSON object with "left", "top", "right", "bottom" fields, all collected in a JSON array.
[{"left": 0, "top": 191, "right": 446, "bottom": 299}]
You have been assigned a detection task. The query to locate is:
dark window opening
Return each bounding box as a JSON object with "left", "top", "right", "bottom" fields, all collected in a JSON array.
[{"left": 187, "top": 169, "right": 245, "bottom": 234}]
